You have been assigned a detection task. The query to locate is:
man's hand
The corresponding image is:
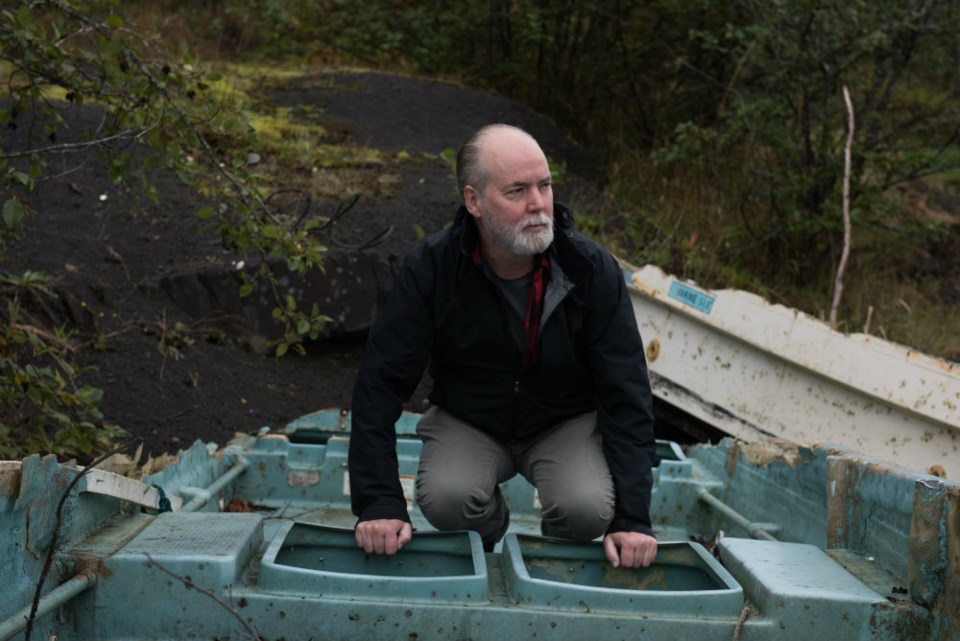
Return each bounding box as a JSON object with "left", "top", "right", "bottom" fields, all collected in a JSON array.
[
  {"left": 603, "top": 531, "right": 657, "bottom": 568},
  {"left": 355, "top": 519, "right": 413, "bottom": 556}
]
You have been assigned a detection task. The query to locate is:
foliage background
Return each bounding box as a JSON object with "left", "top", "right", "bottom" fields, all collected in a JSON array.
[
  {"left": 189, "top": 0, "right": 960, "bottom": 345},
  {"left": 2, "top": 0, "right": 958, "bottom": 459}
]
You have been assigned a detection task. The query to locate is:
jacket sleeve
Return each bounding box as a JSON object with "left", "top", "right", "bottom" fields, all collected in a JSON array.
[
  {"left": 583, "top": 249, "right": 657, "bottom": 537},
  {"left": 348, "top": 244, "right": 435, "bottom": 523}
]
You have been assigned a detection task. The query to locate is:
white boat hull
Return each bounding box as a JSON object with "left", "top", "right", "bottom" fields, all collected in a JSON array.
[{"left": 627, "top": 264, "right": 960, "bottom": 480}]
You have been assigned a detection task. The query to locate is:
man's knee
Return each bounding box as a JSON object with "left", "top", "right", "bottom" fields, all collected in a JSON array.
[
  {"left": 539, "top": 486, "right": 614, "bottom": 541},
  {"left": 416, "top": 478, "right": 494, "bottom": 530}
]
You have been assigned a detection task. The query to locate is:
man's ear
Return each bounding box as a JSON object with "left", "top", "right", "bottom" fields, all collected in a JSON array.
[{"left": 464, "top": 185, "right": 482, "bottom": 219}]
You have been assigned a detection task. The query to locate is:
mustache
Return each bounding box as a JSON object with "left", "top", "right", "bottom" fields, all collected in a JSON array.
[{"left": 521, "top": 213, "right": 552, "bottom": 229}]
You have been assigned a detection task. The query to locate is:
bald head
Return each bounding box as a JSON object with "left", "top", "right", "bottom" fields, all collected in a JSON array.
[{"left": 456, "top": 124, "right": 544, "bottom": 197}]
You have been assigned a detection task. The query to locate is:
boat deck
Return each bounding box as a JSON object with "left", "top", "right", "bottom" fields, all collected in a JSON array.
[{"left": 3, "top": 409, "right": 957, "bottom": 641}]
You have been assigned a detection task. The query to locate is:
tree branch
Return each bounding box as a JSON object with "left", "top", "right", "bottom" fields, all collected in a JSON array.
[
  {"left": 25, "top": 441, "right": 137, "bottom": 641},
  {"left": 830, "top": 86, "right": 855, "bottom": 329},
  {"left": 143, "top": 553, "right": 264, "bottom": 641}
]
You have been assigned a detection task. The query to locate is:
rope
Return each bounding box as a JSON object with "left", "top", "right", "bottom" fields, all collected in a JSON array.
[
  {"left": 153, "top": 485, "right": 173, "bottom": 512},
  {"left": 141, "top": 485, "right": 173, "bottom": 513},
  {"left": 733, "top": 604, "right": 751, "bottom": 641}
]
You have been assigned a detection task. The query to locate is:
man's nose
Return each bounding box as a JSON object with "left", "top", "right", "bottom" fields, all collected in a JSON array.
[{"left": 527, "top": 188, "right": 545, "bottom": 211}]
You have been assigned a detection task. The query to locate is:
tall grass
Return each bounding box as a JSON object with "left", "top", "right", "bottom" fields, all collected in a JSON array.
[{"left": 597, "top": 150, "right": 960, "bottom": 361}]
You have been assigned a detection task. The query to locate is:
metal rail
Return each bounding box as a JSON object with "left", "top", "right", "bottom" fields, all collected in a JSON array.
[
  {"left": 0, "top": 572, "right": 98, "bottom": 641},
  {"left": 696, "top": 486, "right": 778, "bottom": 541},
  {"left": 0, "top": 458, "right": 250, "bottom": 640},
  {"left": 180, "top": 459, "right": 250, "bottom": 512}
]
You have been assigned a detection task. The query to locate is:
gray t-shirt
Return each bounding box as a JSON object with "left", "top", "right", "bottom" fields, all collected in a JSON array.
[{"left": 483, "top": 258, "right": 574, "bottom": 354}]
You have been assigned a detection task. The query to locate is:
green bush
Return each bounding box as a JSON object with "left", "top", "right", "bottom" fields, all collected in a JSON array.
[
  {"left": 0, "top": 0, "right": 330, "bottom": 459},
  {"left": 0, "top": 271, "right": 124, "bottom": 459}
]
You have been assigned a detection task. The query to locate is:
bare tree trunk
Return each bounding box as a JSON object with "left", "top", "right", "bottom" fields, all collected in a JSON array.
[{"left": 830, "top": 86, "right": 855, "bottom": 329}]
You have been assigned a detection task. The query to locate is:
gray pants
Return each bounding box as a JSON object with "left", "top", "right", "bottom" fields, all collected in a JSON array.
[{"left": 415, "top": 406, "right": 614, "bottom": 547}]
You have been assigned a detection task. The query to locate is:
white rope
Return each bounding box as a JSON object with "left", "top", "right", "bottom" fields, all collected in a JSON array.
[{"left": 733, "top": 603, "right": 751, "bottom": 641}]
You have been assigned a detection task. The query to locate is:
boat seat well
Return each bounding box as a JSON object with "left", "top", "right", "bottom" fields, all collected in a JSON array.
[{"left": 255, "top": 520, "right": 745, "bottom": 617}]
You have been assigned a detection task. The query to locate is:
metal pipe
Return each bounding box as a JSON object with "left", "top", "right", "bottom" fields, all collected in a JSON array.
[
  {"left": 180, "top": 459, "right": 250, "bottom": 512},
  {"left": 696, "top": 486, "right": 778, "bottom": 541},
  {"left": 0, "top": 572, "right": 98, "bottom": 641}
]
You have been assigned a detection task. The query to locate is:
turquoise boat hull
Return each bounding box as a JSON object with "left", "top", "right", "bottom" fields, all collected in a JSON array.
[{"left": 2, "top": 409, "right": 957, "bottom": 640}]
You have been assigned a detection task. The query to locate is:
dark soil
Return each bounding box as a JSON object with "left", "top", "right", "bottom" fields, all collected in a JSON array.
[{"left": 5, "top": 70, "right": 603, "bottom": 459}]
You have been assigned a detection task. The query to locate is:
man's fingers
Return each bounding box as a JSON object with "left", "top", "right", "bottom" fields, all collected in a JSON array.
[
  {"left": 356, "top": 524, "right": 378, "bottom": 554},
  {"left": 355, "top": 519, "right": 411, "bottom": 556},
  {"left": 641, "top": 540, "right": 658, "bottom": 567},
  {"left": 624, "top": 537, "right": 657, "bottom": 568},
  {"left": 603, "top": 535, "right": 621, "bottom": 567},
  {"left": 398, "top": 522, "right": 413, "bottom": 549},
  {"left": 604, "top": 532, "right": 658, "bottom": 569},
  {"left": 355, "top": 527, "right": 365, "bottom": 551},
  {"left": 375, "top": 530, "right": 390, "bottom": 555}
]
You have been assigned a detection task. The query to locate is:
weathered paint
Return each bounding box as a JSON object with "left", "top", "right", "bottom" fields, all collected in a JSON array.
[
  {"left": 626, "top": 263, "right": 960, "bottom": 480},
  {"left": 0, "top": 572, "right": 97, "bottom": 641},
  {"left": 946, "top": 488, "right": 960, "bottom": 637},
  {"left": 2, "top": 411, "right": 959, "bottom": 641},
  {"left": 910, "top": 478, "right": 947, "bottom": 607},
  {"left": 719, "top": 538, "right": 886, "bottom": 639}
]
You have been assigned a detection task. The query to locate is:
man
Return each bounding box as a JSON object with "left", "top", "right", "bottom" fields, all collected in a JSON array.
[{"left": 348, "top": 124, "right": 657, "bottom": 568}]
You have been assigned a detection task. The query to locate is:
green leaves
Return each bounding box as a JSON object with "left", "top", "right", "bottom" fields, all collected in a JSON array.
[
  {"left": 0, "top": 0, "right": 336, "bottom": 459},
  {"left": 0, "top": 289, "right": 118, "bottom": 460},
  {"left": 2, "top": 199, "right": 27, "bottom": 231},
  {"left": 646, "top": 0, "right": 960, "bottom": 285}
]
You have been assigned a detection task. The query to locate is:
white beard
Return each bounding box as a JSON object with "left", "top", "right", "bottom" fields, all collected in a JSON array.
[{"left": 486, "top": 212, "right": 554, "bottom": 256}]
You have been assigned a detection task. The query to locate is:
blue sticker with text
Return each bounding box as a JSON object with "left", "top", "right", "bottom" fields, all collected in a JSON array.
[{"left": 668, "top": 281, "right": 715, "bottom": 314}]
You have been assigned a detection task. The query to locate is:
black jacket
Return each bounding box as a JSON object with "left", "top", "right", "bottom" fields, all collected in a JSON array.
[{"left": 349, "top": 203, "right": 656, "bottom": 536}]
